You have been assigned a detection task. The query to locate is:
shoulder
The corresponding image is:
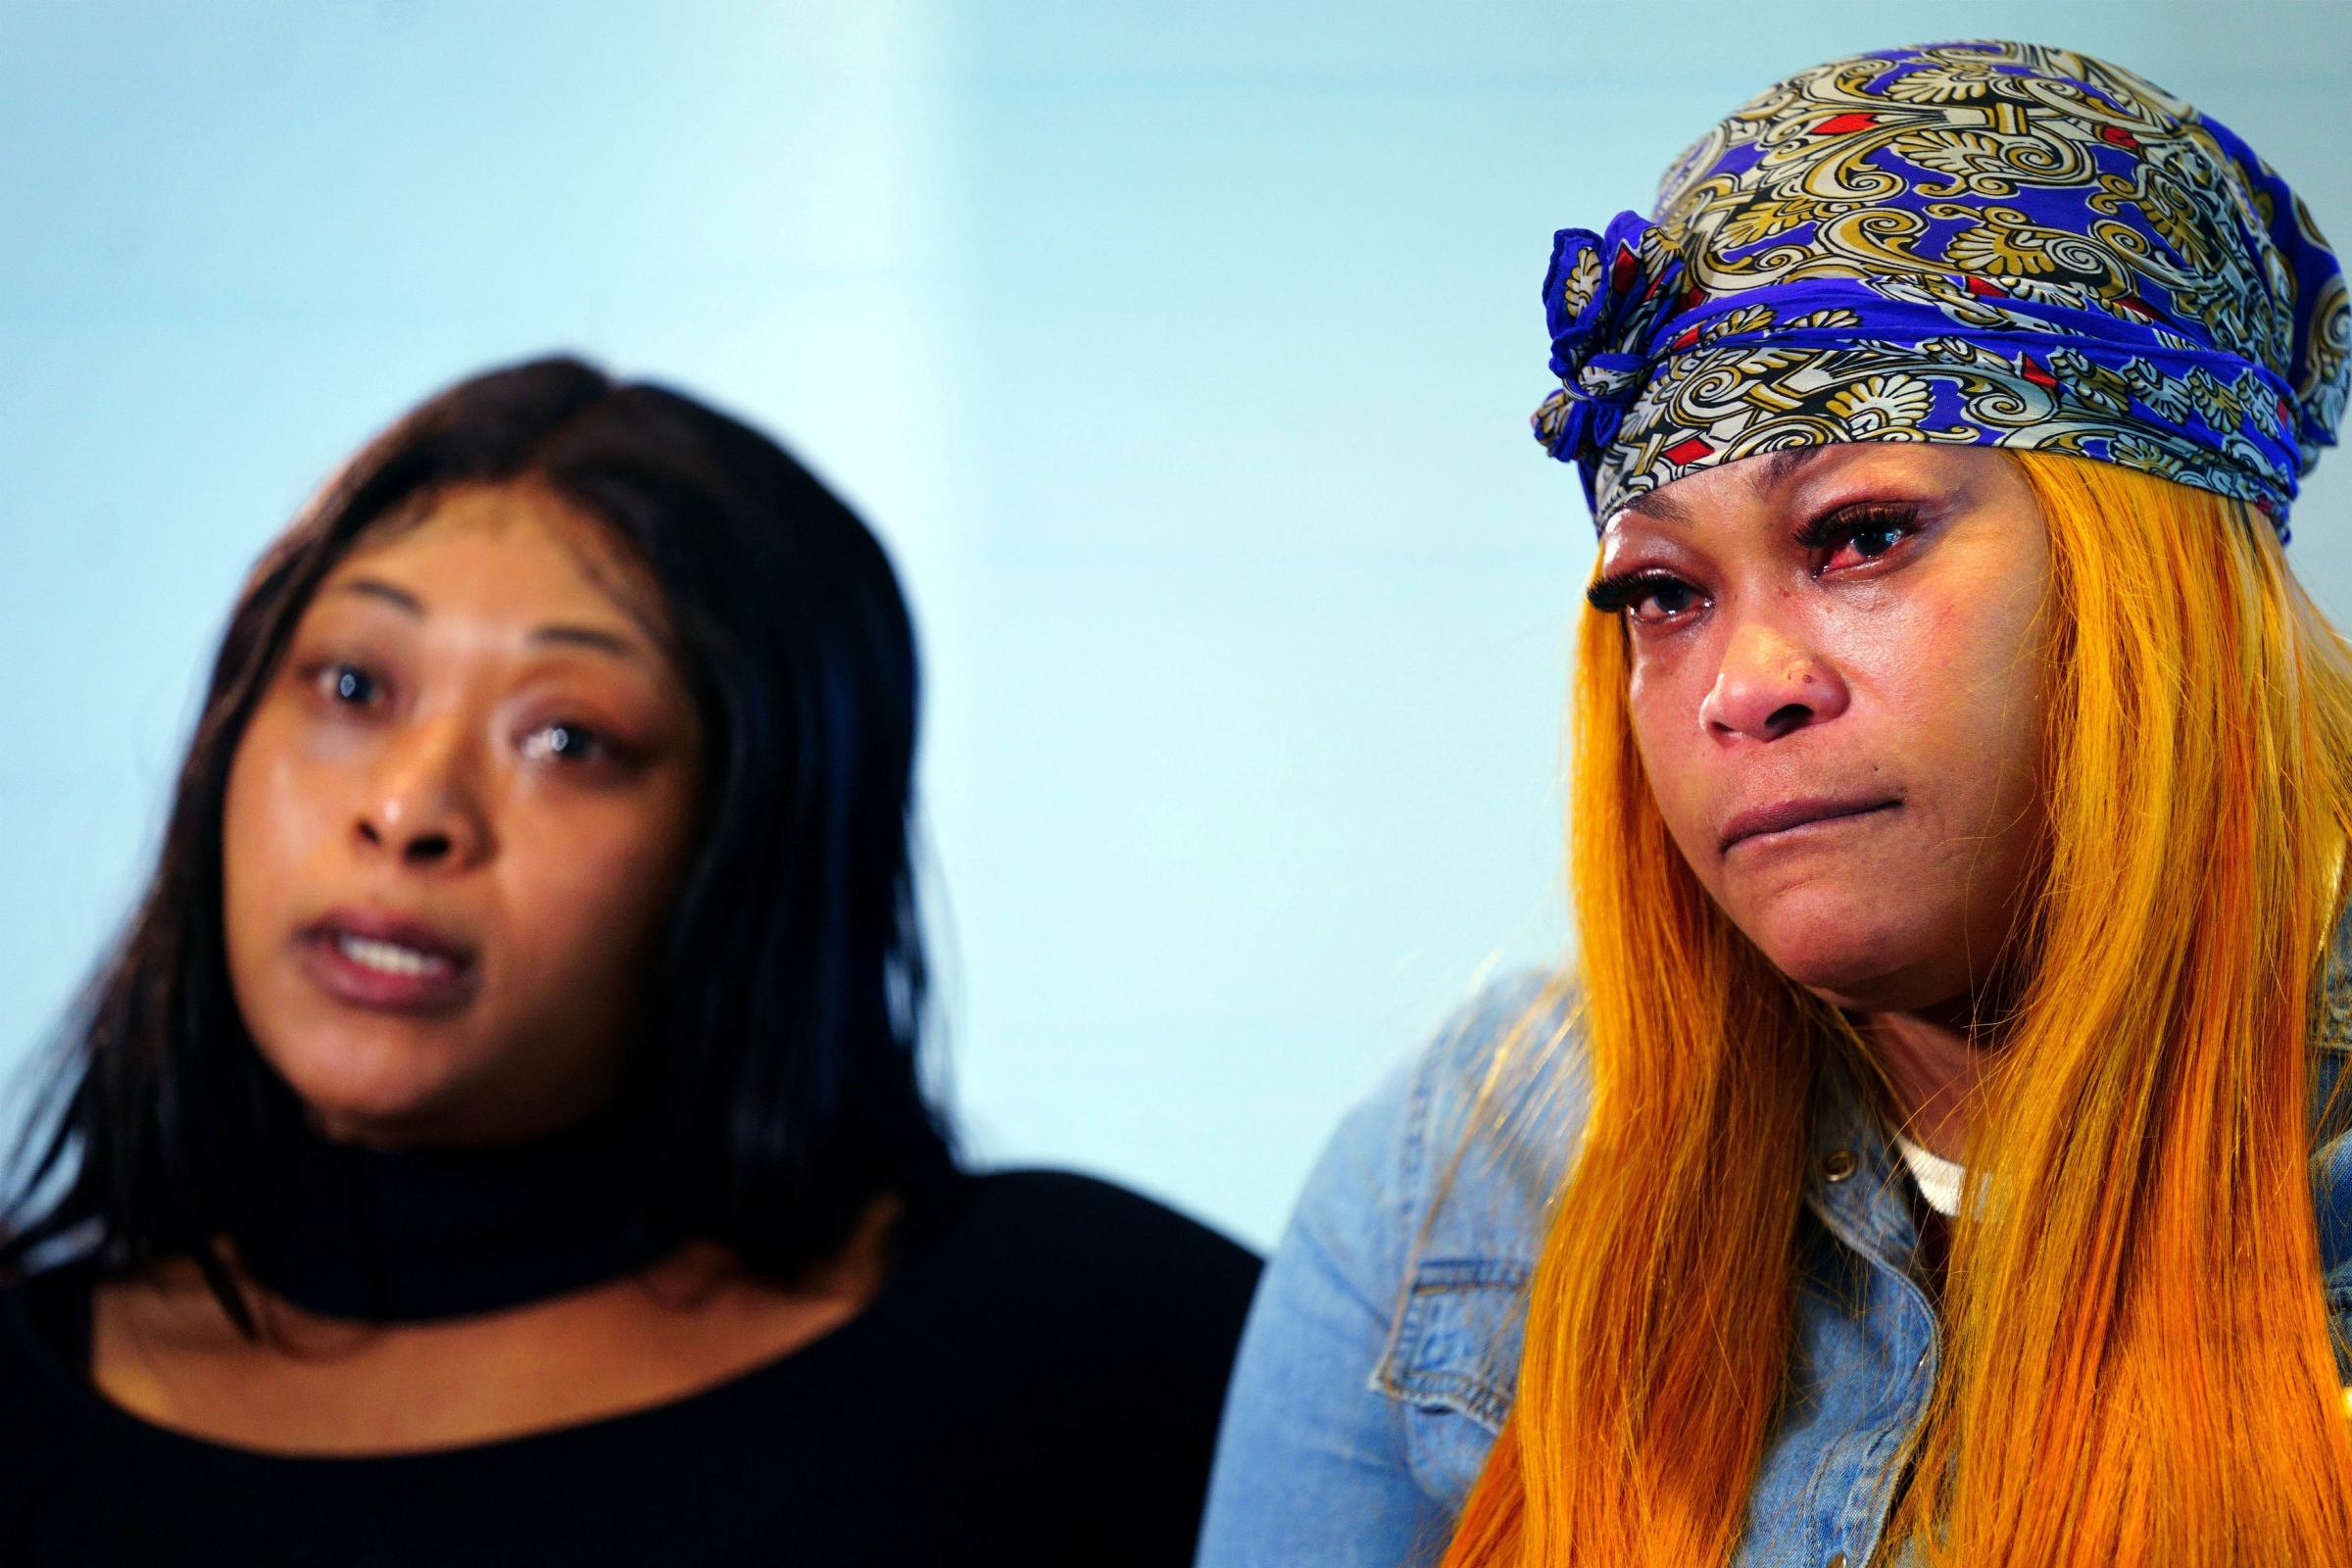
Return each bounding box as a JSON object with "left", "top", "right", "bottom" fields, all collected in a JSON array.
[
  {"left": 1353, "top": 971, "right": 1587, "bottom": 1432},
  {"left": 0, "top": 1253, "right": 100, "bottom": 1457},
  {"left": 1406, "top": 970, "right": 1591, "bottom": 1257},
  {"left": 1318, "top": 969, "right": 1588, "bottom": 1296},
  {"left": 1215, "top": 969, "right": 1588, "bottom": 1524},
  {"left": 906, "top": 1169, "right": 1260, "bottom": 1339},
  {"left": 950, "top": 1169, "right": 1257, "bottom": 1278},
  {"left": 903, "top": 1174, "right": 1256, "bottom": 1561}
]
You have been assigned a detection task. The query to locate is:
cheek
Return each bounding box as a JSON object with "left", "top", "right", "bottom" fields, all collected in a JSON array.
[
  {"left": 1869, "top": 583, "right": 2047, "bottom": 809},
  {"left": 1626, "top": 655, "right": 1720, "bottom": 859},
  {"left": 221, "top": 710, "right": 339, "bottom": 943},
  {"left": 492, "top": 787, "right": 698, "bottom": 990}
]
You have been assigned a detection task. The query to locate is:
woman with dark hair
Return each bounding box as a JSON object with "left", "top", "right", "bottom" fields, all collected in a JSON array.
[{"left": 0, "top": 357, "right": 1258, "bottom": 1565}]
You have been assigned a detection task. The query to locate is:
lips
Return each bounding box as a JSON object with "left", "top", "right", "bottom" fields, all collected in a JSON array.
[
  {"left": 295, "top": 907, "right": 479, "bottom": 1014},
  {"left": 1719, "top": 795, "right": 1900, "bottom": 855}
]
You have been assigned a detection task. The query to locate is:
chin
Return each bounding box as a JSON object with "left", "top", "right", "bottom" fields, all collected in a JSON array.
[
  {"left": 258, "top": 1027, "right": 468, "bottom": 1145},
  {"left": 1733, "top": 886, "right": 1950, "bottom": 1011}
]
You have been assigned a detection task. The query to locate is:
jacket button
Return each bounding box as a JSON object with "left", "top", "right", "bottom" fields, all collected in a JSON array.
[
  {"left": 1828, "top": 1555, "right": 1848, "bottom": 1568},
  {"left": 1822, "top": 1149, "right": 1858, "bottom": 1183}
]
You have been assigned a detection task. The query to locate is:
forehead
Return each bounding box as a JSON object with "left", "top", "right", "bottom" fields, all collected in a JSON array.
[{"left": 326, "top": 483, "right": 668, "bottom": 630}]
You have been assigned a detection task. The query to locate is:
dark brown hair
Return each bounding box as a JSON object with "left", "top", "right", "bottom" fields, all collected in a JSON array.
[{"left": 4, "top": 356, "right": 956, "bottom": 1314}]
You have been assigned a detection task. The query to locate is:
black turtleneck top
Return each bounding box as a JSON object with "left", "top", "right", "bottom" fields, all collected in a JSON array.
[{"left": 0, "top": 1168, "right": 1261, "bottom": 1567}]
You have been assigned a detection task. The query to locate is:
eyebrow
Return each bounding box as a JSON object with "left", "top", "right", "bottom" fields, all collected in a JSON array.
[
  {"left": 328, "top": 576, "right": 648, "bottom": 662},
  {"left": 334, "top": 578, "right": 424, "bottom": 615},
  {"left": 1619, "top": 487, "right": 1691, "bottom": 527},
  {"left": 1617, "top": 446, "right": 1840, "bottom": 527},
  {"left": 529, "top": 625, "right": 643, "bottom": 660},
  {"left": 1746, "top": 446, "right": 1837, "bottom": 497}
]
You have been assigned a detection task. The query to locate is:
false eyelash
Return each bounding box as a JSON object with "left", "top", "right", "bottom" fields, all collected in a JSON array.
[
  {"left": 1587, "top": 567, "right": 1688, "bottom": 614},
  {"left": 1792, "top": 501, "right": 1922, "bottom": 552}
]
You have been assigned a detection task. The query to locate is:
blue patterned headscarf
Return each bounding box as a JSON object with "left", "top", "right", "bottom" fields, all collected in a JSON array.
[{"left": 1533, "top": 40, "right": 2350, "bottom": 538}]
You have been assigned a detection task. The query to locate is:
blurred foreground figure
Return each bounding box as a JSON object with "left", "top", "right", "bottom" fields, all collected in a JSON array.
[{"left": 0, "top": 357, "right": 1256, "bottom": 1567}]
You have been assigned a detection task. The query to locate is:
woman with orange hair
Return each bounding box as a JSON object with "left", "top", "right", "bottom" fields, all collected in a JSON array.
[{"left": 1197, "top": 40, "right": 2352, "bottom": 1568}]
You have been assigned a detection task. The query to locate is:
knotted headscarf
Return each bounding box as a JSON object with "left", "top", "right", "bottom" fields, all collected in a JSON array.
[{"left": 1533, "top": 40, "right": 2350, "bottom": 538}]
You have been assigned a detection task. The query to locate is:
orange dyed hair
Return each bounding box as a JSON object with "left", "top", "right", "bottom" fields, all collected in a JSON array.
[{"left": 1442, "top": 450, "right": 2352, "bottom": 1565}]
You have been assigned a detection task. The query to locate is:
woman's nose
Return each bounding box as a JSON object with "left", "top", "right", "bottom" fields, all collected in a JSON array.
[
  {"left": 354, "top": 720, "right": 490, "bottom": 870},
  {"left": 1697, "top": 612, "right": 1849, "bottom": 743}
]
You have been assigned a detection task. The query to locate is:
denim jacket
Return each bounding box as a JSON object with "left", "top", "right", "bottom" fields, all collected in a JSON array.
[{"left": 1196, "top": 961, "right": 2352, "bottom": 1568}]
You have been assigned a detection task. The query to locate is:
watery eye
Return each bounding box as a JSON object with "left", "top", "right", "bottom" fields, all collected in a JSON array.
[
  {"left": 1631, "top": 579, "right": 1702, "bottom": 622},
  {"left": 1803, "top": 505, "right": 1921, "bottom": 570},
  {"left": 1588, "top": 567, "right": 1708, "bottom": 625},
  {"left": 522, "top": 721, "right": 607, "bottom": 764},
  {"left": 1822, "top": 524, "right": 1907, "bottom": 571}
]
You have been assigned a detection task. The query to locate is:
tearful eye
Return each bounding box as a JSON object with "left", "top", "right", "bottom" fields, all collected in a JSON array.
[
  {"left": 1630, "top": 579, "right": 1702, "bottom": 623},
  {"left": 1799, "top": 503, "right": 1921, "bottom": 571},
  {"left": 1821, "top": 524, "right": 1910, "bottom": 571},
  {"left": 1588, "top": 568, "right": 1707, "bottom": 626},
  {"left": 521, "top": 721, "right": 608, "bottom": 764}
]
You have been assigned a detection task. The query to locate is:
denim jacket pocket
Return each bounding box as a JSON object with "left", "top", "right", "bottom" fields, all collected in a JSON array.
[{"left": 1377, "top": 1256, "right": 1531, "bottom": 1511}]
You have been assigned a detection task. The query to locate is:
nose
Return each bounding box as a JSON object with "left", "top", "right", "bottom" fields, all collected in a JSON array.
[
  {"left": 354, "top": 717, "right": 490, "bottom": 870},
  {"left": 1697, "top": 610, "right": 1849, "bottom": 743}
]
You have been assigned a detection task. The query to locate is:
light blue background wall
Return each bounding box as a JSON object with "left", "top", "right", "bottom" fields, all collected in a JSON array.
[{"left": 5, "top": 1, "right": 2349, "bottom": 1249}]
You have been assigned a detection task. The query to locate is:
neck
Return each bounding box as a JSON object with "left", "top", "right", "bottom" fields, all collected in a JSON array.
[
  {"left": 237, "top": 1109, "right": 685, "bottom": 1324},
  {"left": 1857, "top": 997, "right": 1998, "bottom": 1161}
]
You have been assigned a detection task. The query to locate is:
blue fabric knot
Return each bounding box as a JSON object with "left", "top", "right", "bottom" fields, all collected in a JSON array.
[
  {"left": 1528, "top": 43, "right": 2351, "bottom": 532},
  {"left": 1530, "top": 211, "right": 1689, "bottom": 499}
]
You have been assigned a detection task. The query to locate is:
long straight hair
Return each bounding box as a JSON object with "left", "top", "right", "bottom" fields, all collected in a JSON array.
[
  {"left": 1443, "top": 450, "right": 2352, "bottom": 1565},
  {"left": 3, "top": 357, "right": 956, "bottom": 1317}
]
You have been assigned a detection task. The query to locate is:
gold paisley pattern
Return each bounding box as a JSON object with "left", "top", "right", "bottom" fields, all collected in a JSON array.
[{"left": 1533, "top": 40, "right": 2350, "bottom": 535}]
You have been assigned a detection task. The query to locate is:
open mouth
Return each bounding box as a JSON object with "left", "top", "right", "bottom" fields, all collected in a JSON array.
[
  {"left": 332, "top": 931, "right": 459, "bottom": 979},
  {"left": 297, "top": 913, "right": 477, "bottom": 1013}
]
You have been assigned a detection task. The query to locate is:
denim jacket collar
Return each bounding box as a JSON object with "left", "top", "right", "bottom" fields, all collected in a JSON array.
[{"left": 1802, "top": 1046, "right": 1936, "bottom": 1309}]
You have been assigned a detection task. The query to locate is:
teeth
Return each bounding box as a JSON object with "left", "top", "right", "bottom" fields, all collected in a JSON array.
[{"left": 334, "top": 933, "right": 452, "bottom": 978}]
